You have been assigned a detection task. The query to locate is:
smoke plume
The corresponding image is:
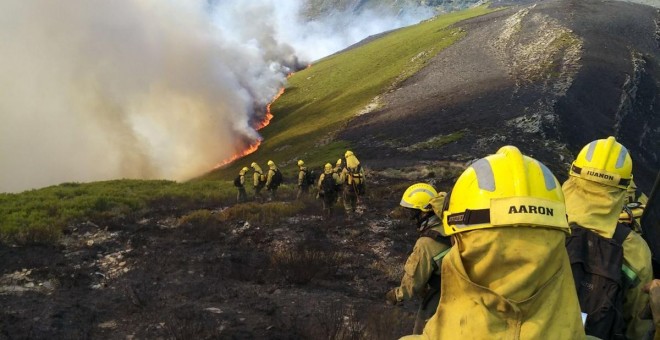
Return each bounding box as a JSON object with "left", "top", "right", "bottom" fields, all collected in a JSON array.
[{"left": 0, "top": 0, "right": 435, "bottom": 192}]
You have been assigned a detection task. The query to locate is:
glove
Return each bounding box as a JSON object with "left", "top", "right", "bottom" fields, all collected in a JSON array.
[
  {"left": 385, "top": 289, "right": 400, "bottom": 305},
  {"left": 642, "top": 280, "right": 660, "bottom": 327}
]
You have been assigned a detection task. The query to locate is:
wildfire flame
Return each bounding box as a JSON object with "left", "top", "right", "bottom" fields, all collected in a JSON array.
[
  {"left": 213, "top": 139, "right": 262, "bottom": 169},
  {"left": 215, "top": 64, "right": 312, "bottom": 169},
  {"left": 255, "top": 87, "right": 285, "bottom": 130}
]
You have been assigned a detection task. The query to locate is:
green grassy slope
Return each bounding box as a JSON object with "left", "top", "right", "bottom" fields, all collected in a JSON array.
[
  {"left": 205, "top": 5, "right": 494, "bottom": 180},
  {"left": 0, "top": 180, "right": 235, "bottom": 244}
]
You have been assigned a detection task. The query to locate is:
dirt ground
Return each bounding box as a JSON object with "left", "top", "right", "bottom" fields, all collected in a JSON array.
[{"left": 1, "top": 174, "right": 447, "bottom": 339}]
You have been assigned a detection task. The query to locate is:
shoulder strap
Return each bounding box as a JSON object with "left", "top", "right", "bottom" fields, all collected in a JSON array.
[
  {"left": 612, "top": 223, "right": 638, "bottom": 287},
  {"left": 420, "top": 229, "right": 451, "bottom": 246},
  {"left": 420, "top": 229, "right": 451, "bottom": 272},
  {"left": 612, "top": 223, "right": 632, "bottom": 246},
  {"left": 420, "top": 229, "right": 442, "bottom": 242}
]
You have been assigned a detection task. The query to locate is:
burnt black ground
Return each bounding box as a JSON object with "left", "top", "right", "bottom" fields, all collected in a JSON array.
[{"left": 1, "top": 175, "right": 442, "bottom": 339}]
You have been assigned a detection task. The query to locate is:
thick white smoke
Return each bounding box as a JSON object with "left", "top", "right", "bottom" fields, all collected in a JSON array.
[{"left": 0, "top": 0, "right": 435, "bottom": 193}]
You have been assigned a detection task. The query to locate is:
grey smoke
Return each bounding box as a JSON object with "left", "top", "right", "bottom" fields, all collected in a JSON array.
[{"left": 0, "top": 0, "right": 437, "bottom": 193}]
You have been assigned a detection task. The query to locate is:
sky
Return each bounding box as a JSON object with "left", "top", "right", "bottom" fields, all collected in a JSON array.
[{"left": 0, "top": 0, "right": 436, "bottom": 193}]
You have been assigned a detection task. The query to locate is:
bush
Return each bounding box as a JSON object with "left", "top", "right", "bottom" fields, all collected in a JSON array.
[
  {"left": 178, "top": 210, "right": 217, "bottom": 227},
  {"left": 0, "top": 179, "right": 236, "bottom": 245},
  {"left": 297, "top": 302, "right": 363, "bottom": 340},
  {"left": 361, "top": 305, "right": 416, "bottom": 339},
  {"left": 219, "top": 201, "right": 305, "bottom": 225},
  {"left": 164, "top": 305, "right": 221, "bottom": 340},
  {"left": 270, "top": 247, "right": 349, "bottom": 285}
]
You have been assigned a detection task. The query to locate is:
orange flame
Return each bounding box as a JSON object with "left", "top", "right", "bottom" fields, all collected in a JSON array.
[
  {"left": 214, "top": 139, "right": 262, "bottom": 169},
  {"left": 256, "top": 87, "right": 285, "bottom": 130},
  {"left": 215, "top": 64, "right": 313, "bottom": 169}
]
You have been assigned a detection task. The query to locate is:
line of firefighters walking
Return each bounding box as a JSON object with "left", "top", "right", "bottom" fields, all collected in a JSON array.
[
  {"left": 234, "top": 150, "right": 366, "bottom": 219},
  {"left": 232, "top": 136, "right": 659, "bottom": 339},
  {"left": 388, "top": 136, "right": 658, "bottom": 340}
]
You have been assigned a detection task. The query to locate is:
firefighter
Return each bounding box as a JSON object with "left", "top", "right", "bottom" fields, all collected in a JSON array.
[
  {"left": 265, "top": 160, "right": 281, "bottom": 201},
  {"left": 402, "top": 146, "right": 584, "bottom": 339},
  {"left": 563, "top": 136, "right": 653, "bottom": 339},
  {"left": 296, "top": 160, "right": 310, "bottom": 200},
  {"left": 334, "top": 158, "right": 344, "bottom": 204},
  {"left": 317, "top": 163, "right": 340, "bottom": 220},
  {"left": 386, "top": 183, "right": 451, "bottom": 334},
  {"left": 250, "top": 162, "right": 266, "bottom": 203},
  {"left": 340, "top": 150, "right": 365, "bottom": 218},
  {"left": 236, "top": 167, "right": 249, "bottom": 203}
]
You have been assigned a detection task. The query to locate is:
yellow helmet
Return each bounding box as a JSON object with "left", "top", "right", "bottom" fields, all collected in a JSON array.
[
  {"left": 250, "top": 162, "right": 258, "bottom": 168},
  {"left": 336, "top": 158, "right": 342, "bottom": 166},
  {"left": 324, "top": 163, "right": 333, "bottom": 171},
  {"left": 569, "top": 136, "right": 632, "bottom": 189},
  {"left": 241, "top": 167, "right": 249, "bottom": 172},
  {"left": 267, "top": 160, "right": 275, "bottom": 166},
  {"left": 400, "top": 183, "right": 438, "bottom": 212},
  {"left": 297, "top": 160, "right": 304, "bottom": 166},
  {"left": 443, "top": 145, "right": 568, "bottom": 236},
  {"left": 345, "top": 150, "right": 354, "bottom": 158}
]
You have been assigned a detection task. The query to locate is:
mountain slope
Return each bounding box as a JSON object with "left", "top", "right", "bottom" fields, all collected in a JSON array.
[
  {"left": 205, "top": 5, "right": 496, "bottom": 179},
  {"left": 338, "top": 0, "right": 660, "bottom": 191},
  {"left": 213, "top": 0, "right": 659, "bottom": 191}
]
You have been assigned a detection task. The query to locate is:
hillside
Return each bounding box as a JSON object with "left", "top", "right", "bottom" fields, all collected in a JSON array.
[
  {"left": 212, "top": 0, "right": 659, "bottom": 191},
  {"left": 205, "top": 5, "right": 496, "bottom": 180},
  {"left": 2, "top": 1, "right": 660, "bottom": 339},
  {"left": 341, "top": 0, "right": 660, "bottom": 191}
]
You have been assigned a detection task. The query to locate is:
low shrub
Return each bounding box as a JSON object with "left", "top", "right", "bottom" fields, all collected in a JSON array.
[
  {"left": 219, "top": 201, "right": 305, "bottom": 225},
  {"left": 163, "top": 305, "right": 221, "bottom": 340},
  {"left": 270, "top": 247, "right": 350, "bottom": 285},
  {"left": 361, "top": 305, "right": 416, "bottom": 339},
  {"left": 0, "top": 179, "right": 236, "bottom": 245},
  {"left": 298, "top": 302, "right": 363, "bottom": 340},
  {"left": 178, "top": 210, "right": 218, "bottom": 227}
]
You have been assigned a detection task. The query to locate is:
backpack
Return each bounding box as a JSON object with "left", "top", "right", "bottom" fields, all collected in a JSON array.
[
  {"left": 321, "top": 174, "right": 337, "bottom": 196},
  {"left": 233, "top": 175, "right": 242, "bottom": 187},
  {"left": 346, "top": 164, "right": 365, "bottom": 195},
  {"left": 256, "top": 171, "right": 266, "bottom": 188},
  {"left": 305, "top": 170, "right": 316, "bottom": 186},
  {"left": 565, "top": 223, "right": 633, "bottom": 339},
  {"left": 346, "top": 164, "right": 363, "bottom": 183},
  {"left": 270, "top": 169, "right": 283, "bottom": 188}
]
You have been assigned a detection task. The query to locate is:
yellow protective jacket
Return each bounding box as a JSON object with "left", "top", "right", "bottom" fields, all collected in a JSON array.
[
  {"left": 252, "top": 164, "right": 264, "bottom": 187},
  {"left": 238, "top": 169, "right": 247, "bottom": 187},
  {"left": 266, "top": 165, "right": 278, "bottom": 188},
  {"left": 402, "top": 227, "right": 585, "bottom": 340},
  {"left": 563, "top": 177, "right": 653, "bottom": 339},
  {"left": 395, "top": 219, "right": 450, "bottom": 302}
]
